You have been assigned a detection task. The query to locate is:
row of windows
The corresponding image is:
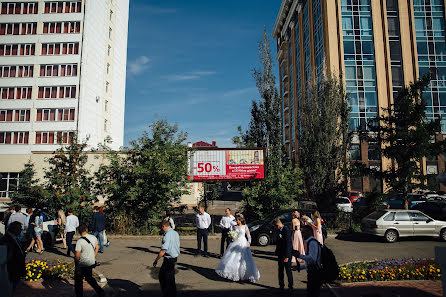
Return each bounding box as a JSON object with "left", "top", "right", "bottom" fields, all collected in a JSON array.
[
  {"left": 0, "top": 108, "right": 75, "bottom": 122},
  {"left": 0, "top": 44, "right": 35, "bottom": 56},
  {"left": 0, "top": 43, "right": 79, "bottom": 57},
  {"left": 0, "top": 64, "right": 79, "bottom": 78},
  {"left": 0, "top": 131, "right": 74, "bottom": 145},
  {"left": 0, "top": 86, "right": 76, "bottom": 100},
  {"left": 0, "top": 172, "right": 20, "bottom": 198},
  {"left": 0, "top": 2, "right": 81, "bottom": 15},
  {"left": 0, "top": 22, "right": 81, "bottom": 36}
]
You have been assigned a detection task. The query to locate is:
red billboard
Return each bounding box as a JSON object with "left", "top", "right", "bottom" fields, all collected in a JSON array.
[{"left": 188, "top": 148, "right": 265, "bottom": 181}]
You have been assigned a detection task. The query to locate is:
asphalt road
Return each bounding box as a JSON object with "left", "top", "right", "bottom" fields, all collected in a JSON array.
[{"left": 30, "top": 234, "right": 446, "bottom": 297}]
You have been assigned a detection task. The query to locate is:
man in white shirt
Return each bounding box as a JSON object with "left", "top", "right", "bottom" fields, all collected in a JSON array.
[
  {"left": 65, "top": 209, "right": 79, "bottom": 257},
  {"left": 74, "top": 224, "right": 104, "bottom": 297},
  {"left": 195, "top": 205, "right": 211, "bottom": 257},
  {"left": 7, "top": 206, "right": 28, "bottom": 241},
  {"left": 219, "top": 208, "right": 236, "bottom": 257}
]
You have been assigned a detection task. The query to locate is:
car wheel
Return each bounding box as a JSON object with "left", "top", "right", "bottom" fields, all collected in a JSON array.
[
  {"left": 384, "top": 229, "right": 398, "bottom": 243},
  {"left": 440, "top": 229, "right": 446, "bottom": 242},
  {"left": 257, "top": 233, "right": 270, "bottom": 246}
]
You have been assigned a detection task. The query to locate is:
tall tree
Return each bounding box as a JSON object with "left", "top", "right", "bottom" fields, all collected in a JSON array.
[
  {"left": 299, "top": 74, "right": 351, "bottom": 205},
  {"left": 95, "top": 119, "right": 190, "bottom": 233},
  {"left": 10, "top": 162, "right": 46, "bottom": 210},
  {"left": 365, "top": 76, "right": 446, "bottom": 209},
  {"left": 234, "top": 28, "right": 304, "bottom": 220}
]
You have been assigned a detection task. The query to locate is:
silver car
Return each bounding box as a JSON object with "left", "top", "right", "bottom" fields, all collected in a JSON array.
[{"left": 361, "top": 209, "right": 446, "bottom": 243}]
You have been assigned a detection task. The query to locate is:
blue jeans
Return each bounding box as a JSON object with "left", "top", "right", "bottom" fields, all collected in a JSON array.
[{"left": 93, "top": 231, "right": 104, "bottom": 252}]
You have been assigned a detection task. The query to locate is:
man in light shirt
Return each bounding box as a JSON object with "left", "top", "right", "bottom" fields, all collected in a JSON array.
[
  {"left": 219, "top": 208, "right": 236, "bottom": 257},
  {"left": 65, "top": 209, "right": 79, "bottom": 257},
  {"left": 195, "top": 205, "right": 211, "bottom": 257},
  {"left": 7, "top": 206, "right": 28, "bottom": 241}
]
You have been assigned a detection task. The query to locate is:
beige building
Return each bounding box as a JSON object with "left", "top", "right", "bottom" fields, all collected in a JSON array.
[{"left": 273, "top": 0, "right": 446, "bottom": 192}]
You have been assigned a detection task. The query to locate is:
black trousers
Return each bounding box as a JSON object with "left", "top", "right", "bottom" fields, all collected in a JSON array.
[
  {"left": 220, "top": 228, "right": 230, "bottom": 255},
  {"left": 159, "top": 257, "right": 177, "bottom": 297},
  {"left": 278, "top": 257, "right": 293, "bottom": 289},
  {"left": 74, "top": 265, "right": 104, "bottom": 297},
  {"left": 66, "top": 231, "right": 75, "bottom": 256},
  {"left": 307, "top": 271, "right": 322, "bottom": 297},
  {"left": 197, "top": 228, "right": 208, "bottom": 255}
]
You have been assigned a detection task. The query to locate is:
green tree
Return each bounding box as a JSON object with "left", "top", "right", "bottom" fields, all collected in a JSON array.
[
  {"left": 299, "top": 74, "right": 351, "bottom": 206},
  {"left": 95, "top": 119, "right": 190, "bottom": 234},
  {"left": 234, "top": 28, "right": 304, "bottom": 220},
  {"left": 42, "top": 135, "right": 95, "bottom": 220},
  {"left": 365, "top": 76, "right": 446, "bottom": 209},
  {"left": 10, "top": 161, "right": 46, "bottom": 209}
]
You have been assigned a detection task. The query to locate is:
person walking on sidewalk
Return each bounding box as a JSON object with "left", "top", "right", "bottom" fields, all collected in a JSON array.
[
  {"left": 153, "top": 220, "right": 180, "bottom": 297},
  {"left": 297, "top": 225, "right": 322, "bottom": 297},
  {"left": 219, "top": 208, "right": 235, "bottom": 258},
  {"left": 7, "top": 206, "right": 28, "bottom": 242},
  {"left": 65, "top": 209, "right": 79, "bottom": 257},
  {"left": 90, "top": 206, "right": 106, "bottom": 253},
  {"left": 274, "top": 218, "right": 293, "bottom": 294},
  {"left": 195, "top": 205, "right": 211, "bottom": 257},
  {"left": 74, "top": 224, "right": 105, "bottom": 297}
]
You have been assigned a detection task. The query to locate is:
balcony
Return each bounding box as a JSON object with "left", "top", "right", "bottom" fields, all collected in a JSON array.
[{"left": 282, "top": 74, "right": 289, "bottom": 82}]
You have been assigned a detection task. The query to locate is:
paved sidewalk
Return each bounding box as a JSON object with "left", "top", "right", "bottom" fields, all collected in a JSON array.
[{"left": 329, "top": 280, "right": 442, "bottom": 297}]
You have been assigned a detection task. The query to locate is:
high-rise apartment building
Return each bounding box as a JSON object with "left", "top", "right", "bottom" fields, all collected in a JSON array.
[
  {"left": 273, "top": 0, "right": 446, "bottom": 192},
  {"left": 0, "top": 0, "right": 129, "bottom": 154}
]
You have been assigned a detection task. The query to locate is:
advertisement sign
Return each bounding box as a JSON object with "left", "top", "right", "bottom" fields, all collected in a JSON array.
[{"left": 188, "top": 148, "right": 265, "bottom": 181}]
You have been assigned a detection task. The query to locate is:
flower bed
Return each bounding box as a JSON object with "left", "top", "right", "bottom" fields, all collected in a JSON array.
[
  {"left": 339, "top": 259, "right": 441, "bottom": 282},
  {"left": 25, "top": 259, "right": 75, "bottom": 282}
]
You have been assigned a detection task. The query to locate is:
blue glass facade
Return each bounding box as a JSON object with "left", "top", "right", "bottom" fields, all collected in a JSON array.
[
  {"left": 414, "top": 0, "right": 446, "bottom": 131},
  {"left": 341, "top": 0, "right": 378, "bottom": 131},
  {"left": 386, "top": 0, "right": 404, "bottom": 100},
  {"left": 288, "top": 37, "right": 295, "bottom": 142},
  {"left": 303, "top": 1, "right": 312, "bottom": 100},
  {"left": 313, "top": 0, "right": 324, "bottom": 85},
  {"left": 295, "top": 18, "right": 302, "bottom": 138}
]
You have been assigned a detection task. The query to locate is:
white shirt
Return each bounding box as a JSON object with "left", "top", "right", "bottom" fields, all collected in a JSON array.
[
  {"left": 75, "top": 233, "right": 98, "bottom": 267},
  {"left": 8, "top": 212, "right": 28, "bottom": 230},
  {"left": 219, "top": 215, "right": 236, "bottom": 230},
  {"left": 195, "top": 212, "right": 211, "bottom": 229},
  {"left": 65, "top": 214, "right": 79, "bottom": 233}
]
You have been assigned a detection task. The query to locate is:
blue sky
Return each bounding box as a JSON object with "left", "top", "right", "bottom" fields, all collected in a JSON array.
[{"left": 124, "top": 1, "right": 280, "bottom": 147}]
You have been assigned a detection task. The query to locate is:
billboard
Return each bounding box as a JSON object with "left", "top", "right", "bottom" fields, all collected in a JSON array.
[{"left": 188, "top": 148, "right": 265, "bottom": 181}]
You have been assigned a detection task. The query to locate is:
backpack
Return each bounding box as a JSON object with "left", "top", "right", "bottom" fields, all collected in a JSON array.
[{"left": 309, "top": 239, "right": 340, "bottom": 283}]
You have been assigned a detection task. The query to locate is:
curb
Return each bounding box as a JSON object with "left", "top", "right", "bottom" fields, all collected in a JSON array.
[
  {"left": 326, "top": 284, "right": 342, "bottom": 297},
  {"left": 107, "top": 233, "right": 339, "bottom": 240}
]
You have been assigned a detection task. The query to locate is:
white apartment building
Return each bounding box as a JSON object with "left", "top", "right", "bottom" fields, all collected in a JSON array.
[{"left": 0, "top": 0, "right": 129, "bottom": 154}]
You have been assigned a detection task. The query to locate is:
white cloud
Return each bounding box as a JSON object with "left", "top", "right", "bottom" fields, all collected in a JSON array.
[
  {"left": 164, "top": 71, "right": 216, "bottom": 82},
  {"left": 128, "top": 56, "right": 151, "bottom": 76},
  {"left": 223, "top": 87, "right": 256, "bottom": 98}
]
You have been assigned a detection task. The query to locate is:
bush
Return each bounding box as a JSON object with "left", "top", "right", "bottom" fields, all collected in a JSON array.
[
  {"left": 25, "top": 259, "right": 75, "bottom": 282},
  {"left": 339, "top": 258, "right": 441, "bottom": 282}
]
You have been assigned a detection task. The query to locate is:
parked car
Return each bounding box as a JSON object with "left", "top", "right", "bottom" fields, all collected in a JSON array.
[
  {"left": 0, "top": 205, "right": 59, "bottom": 247},
  {"left": 336, "top": 197, "right": 353, "bottom": 213},
  {"left": 361, "top": 209, "right": 446, "bottom": 243},
  {"left": 412, "top": 201, "right": 446, "bottom": 221},
  {"left": 348, "top": 191, "right": 363, "bottom": 203},
  {"left": 248, "top": 209, "right": 327, "bottom": 246},
  {"left": 385, "top": 193, "right": 427, "bottom": 209},
  {"left": 426, "top": 196, "right": 446, "bottom": 202}
]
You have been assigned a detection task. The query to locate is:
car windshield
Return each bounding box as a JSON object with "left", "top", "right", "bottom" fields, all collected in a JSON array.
[
  {"left": 365, "top": 210, "right": 387, "bottom": 220},
  {"left": 336, "top": 198, "right": 350, "bottom": 204}
]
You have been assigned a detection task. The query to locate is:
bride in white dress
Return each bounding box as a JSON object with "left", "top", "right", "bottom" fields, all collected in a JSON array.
[{"left": 215, "top": 215, "right": 260, "bottom": 283}]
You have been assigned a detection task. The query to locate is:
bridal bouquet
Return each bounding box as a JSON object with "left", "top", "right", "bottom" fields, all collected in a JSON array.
[{"left": 228, "top": 230, "right": 238, "bottom": 241}]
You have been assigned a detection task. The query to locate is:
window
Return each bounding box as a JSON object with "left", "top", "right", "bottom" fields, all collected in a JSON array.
[
  {"left": 0, "top": 44, "right": 35, "bottom": 56},
  {"left": 43, "top": 22, "right": 80, "bottom": 34},
  {"left": 36, "top": 131, "right": 74, "bottom": 144},
  {"left": 38, "top": 86, "right": 76, "bottom": 99},
  {"left": 1, "top": 3, "right": 38, "bottom": 15},
  {"left": 106, "top": 82, "right": 109, "bottom": 93},
  {"left": 36, "top": 109, "right": 75, "bottom": 121},
  {"left": 109, "top": 27, "right": 112, "bottom": 39},
  {"left": 0, "top": 132, "right": 29, "bottom": 144},
  {"left": 0, "top": 172, "right": 20, "bottom": 198},
  {"left": 41, "top": 43, "right": 79, "bottom": 55},
  {"left": 44, "top": 1, "right": 81, "bottom": 14},
  {"left": 40, "top": 64, "right": 78, "bottom": 77},
  {"left": 349, "top": 144, "right": 361, "bottom": 161},
  {"left": 0, "top": 23, "right": 37, "bottom": 35},
  {"left": 104, "top": 119, "right": 108, "bottom": 132},
  {"left": 108, "top": 45, "right": 111, "bottom": 56},
  {"left": 0, "top": 66, "right": 33, "bottom": 78},
  {"left": 395, "top": 212, "right": 411, "bottom": 221},
  {"left": 105, "top": 100, "right": 108, "bottom": 112},
  {"left": 383, "top": 212, "right": 395, "bottom": 221},
  {"left": 410, "top": 212, "right": 429, "bottom": 222},
  {"left": 110, "top": 10, "right": 113, "bottom": 21},
  {"left": 107, "top": 63, "right": 110, "bottom": 74},
  {"left": 0, "top": 87, "right": 32, "bottom": 100}
]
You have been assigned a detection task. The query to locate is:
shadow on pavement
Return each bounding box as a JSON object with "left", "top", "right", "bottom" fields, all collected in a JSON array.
[
  {"left": 251, "top": 249, "right": 277, "bottom": 261},
  {"left": 126, "top": 246, "right": 158, "bottom": 255},
  {"left": 335, "top": 233, "right": 382, "bottom": 243},
  {"left": 180, "top": 246, "right": 219, "bottom": 258}
]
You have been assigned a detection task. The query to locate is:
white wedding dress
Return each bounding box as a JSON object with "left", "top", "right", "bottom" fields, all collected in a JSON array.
[{"left": 215, "top": 225, "right": 260, "bottom": 283}]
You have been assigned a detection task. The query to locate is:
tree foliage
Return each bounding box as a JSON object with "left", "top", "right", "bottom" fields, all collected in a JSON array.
[
  {"left": 10, "top": 162, "right": 46, "bottom": 209},
  {"left": 364, "top": 76, "right": 446, "bottom": 208},
  {"left": 234, "top": 28, "right": 304, "bottom": 220},
  {"left": 95, "top": 119, "right": 190, "bottom": 233},
  {"left": 299, "top": 74, "right": 351, "bottom": 206}
]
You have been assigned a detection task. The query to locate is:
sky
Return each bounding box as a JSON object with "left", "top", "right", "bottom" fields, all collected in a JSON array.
[{"left": 124, "top": 0, "right": 281, "bottom": 147}]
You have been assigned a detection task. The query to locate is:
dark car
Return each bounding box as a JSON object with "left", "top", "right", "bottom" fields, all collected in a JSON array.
[
  {"left": 385, "top": 193, "right": 427, "bottom": 209},
  {"left": 412, "top": 201, "right": 446, "bottom": 221},
  {"left": 247, "top": 209, "right": 327, "bottom": 246}
]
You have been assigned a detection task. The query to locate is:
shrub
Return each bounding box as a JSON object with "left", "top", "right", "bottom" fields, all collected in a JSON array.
[{"left": 25, "top": 259, "right": 75, "bottom": 282}]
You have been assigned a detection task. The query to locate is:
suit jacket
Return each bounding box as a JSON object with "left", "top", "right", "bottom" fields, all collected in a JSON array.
[
  {"left": 90, "top": 212, "right": 106, "bottom": 232},
  {"left": 275, "top": 225, "right": 292, "bottom": 259}
]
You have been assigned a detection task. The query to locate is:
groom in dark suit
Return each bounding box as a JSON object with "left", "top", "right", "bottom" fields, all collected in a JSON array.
[{"left": 274, "top": 218, "right": 293, "bottom": 293}]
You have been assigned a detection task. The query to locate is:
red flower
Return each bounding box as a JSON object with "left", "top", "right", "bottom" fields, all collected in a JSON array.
[{"left": 67, "top": 192, "right": 70, "bottom": 194}]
